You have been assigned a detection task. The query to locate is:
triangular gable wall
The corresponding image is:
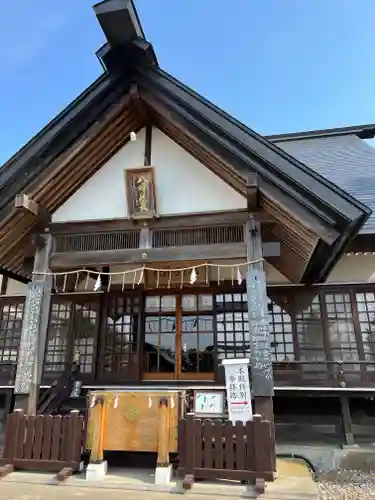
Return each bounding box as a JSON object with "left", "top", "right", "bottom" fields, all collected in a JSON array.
[{"left": 52, "top": 127, "right": 246, "bottom": 223}]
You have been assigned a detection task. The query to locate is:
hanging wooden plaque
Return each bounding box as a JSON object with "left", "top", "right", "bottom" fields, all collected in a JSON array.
[{"left": 125, "top": 167, "right": 157, "bottom": 219}]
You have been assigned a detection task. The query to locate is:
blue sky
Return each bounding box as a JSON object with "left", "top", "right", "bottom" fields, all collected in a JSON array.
[{"left": 1, "top": 0, "right": 375, "bottom": 165}]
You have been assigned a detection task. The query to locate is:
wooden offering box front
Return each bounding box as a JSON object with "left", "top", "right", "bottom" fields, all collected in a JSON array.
[{"left": 86, "top": 390, "right": 185, "bottom": 453}]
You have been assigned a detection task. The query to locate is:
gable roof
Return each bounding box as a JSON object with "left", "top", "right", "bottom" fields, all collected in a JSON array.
[{"left": 0, "top": 0, "right": 370, "bottom": 285}]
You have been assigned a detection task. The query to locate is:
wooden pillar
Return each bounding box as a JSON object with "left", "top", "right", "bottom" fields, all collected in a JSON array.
[
  {"left": 14, "top": 231, "right": 53, "bottom": 414},
  {"left": 340, "top": 395, "right": 354, "bottom": 446},
  {"left": 245, "top": 216, "right": 276, "bottom": 466},
  {"left": 90, "top": 396, "right": 106, "bottom": 464},
  {"left": 157, "top": 397, "right": 170, "bottom": 467}
]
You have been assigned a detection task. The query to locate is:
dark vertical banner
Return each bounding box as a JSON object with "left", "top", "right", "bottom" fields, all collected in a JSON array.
[
  {"left": 14, "top": 281, "right": 45, "bottom": 394},
  {"left": 247, "top": 267, "right": 274, "bottom": 396}
]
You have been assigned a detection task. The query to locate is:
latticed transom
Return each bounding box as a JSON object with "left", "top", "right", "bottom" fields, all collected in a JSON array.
[
  {"left": 152, "top": 225, "right": 244, "bottom": 248},
  {"left": 55, "top": 230, "right": 140, "bottom": 252}
]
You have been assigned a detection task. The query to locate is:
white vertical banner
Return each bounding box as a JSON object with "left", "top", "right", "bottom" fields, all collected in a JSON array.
[{"left": 222, "top": 358, "right": 252, "bottom": 424}]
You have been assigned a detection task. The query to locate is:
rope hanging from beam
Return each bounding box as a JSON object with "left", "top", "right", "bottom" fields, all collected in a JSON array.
[{"left": 32, "top": 259, "right": 264, "bottom": 293}]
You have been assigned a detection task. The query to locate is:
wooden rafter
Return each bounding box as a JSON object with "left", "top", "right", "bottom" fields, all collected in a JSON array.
[{"left": 0, "top": 97, "right": 142, "bottom": 275}]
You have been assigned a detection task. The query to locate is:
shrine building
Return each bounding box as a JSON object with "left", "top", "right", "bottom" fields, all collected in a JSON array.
[{"left": 0, "top": 0, "right": 374, "bottom": 449}]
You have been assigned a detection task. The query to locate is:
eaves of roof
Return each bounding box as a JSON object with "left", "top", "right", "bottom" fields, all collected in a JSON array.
[
  {"left": 266, "top": 123, "right": 375, "bottom": 142},
  {"left": 136, "top": 66, "right": 371, "bottom": 283},
  {"left": 0, "top": 73, "right": 132, "bottom": 221}
]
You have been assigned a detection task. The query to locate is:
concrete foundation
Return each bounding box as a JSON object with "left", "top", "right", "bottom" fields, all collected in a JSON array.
[
  {"left": 154, "top": 464, "right": 173, "bottom": 485},
  {"left": 277, "top": 443, "right": 375, "bottom": 473},
  {"left": 86, "top": 461, "right": 108, "bottom": 481}
]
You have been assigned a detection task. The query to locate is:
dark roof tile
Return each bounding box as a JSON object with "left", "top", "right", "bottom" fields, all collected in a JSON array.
[{"left": 272, "top": 135, "right": 375, "bottom": 233}]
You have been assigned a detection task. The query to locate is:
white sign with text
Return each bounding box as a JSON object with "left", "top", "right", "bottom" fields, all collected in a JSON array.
[
  {"left": 222, "top": 358, "right": 252, "bottom": 424},
  {"left": 194, "top": 391, "right": 224, "bottom": 416}
]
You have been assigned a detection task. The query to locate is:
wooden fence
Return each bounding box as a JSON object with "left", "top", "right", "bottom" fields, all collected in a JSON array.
[
  {"left": 178, "top": 414, "right": 275, "bottom": 492},
  {"left": 0, "top": 410, "right": 85, "bottom": 478}
]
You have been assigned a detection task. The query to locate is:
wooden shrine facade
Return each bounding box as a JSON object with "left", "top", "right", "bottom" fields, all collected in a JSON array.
[
  {"left": 0, "top": 0, "right": 371, "bottom": 427},
  {"left": 0, "top": 280, "right": 375, "bottom": 389}
]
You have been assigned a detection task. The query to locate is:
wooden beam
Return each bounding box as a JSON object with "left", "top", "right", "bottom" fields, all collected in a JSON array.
[
  {"left": 49, "top": 211, "right": 275, "bottom": 235},
  {"left": 130, "top": 82, "right": 149, "bottom": 123},
  {"left": 139, "top": 226, "right": 152, "bottom": 249},
  {"left": 0, "top": 274, "right": 8, "bottom": 295},
  {"left": 247, "top": 173, "right": 259, "bottom": 213},
  {"left": 144, "top": 123, "right": 152, "bottom": 166},
  {"left": 51, "top": 241, "right": 280, "bottom": 269},
  {"left": 14, "top": 194, "right": 39, "bottom": 216}
]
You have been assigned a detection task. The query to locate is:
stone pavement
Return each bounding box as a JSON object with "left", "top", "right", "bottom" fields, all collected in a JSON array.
[
  {"left": 0, "top": 482, "right": 184, "bottom": 500},
  {"left": 0, "top": 480, "right": 319, "bottom": 500},
  {"left": 0, "top": 458, "right": 319, "bottom": 499}
]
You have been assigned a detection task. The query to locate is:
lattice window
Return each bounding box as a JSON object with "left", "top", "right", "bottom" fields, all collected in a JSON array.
[
  {"left": 295, "top": 294, "right": 326, "bottom": 365},
  {"left": 0, "top": 300, "right": 24, "bottom": 363},
  {"left": 268, "top": 297, "right": 294, "bottom": 362},
  {"left": 215, "top": 293, "right": 249, "bottom": 360},
  {"left": 181, "top": 294, "right": 214, "bottom": 373},
  {"left": 103, "top": 295, "right": 140, "bottom": 376},
  {"left": 73, "top": 302, "right": 98, "bottom": 374},
  {"left": 45, "top": 301, "right": 71, "bottom": 373},
  {"left": 45, "top": 298, "right": 99, "bottom": 376},
  {"left": 324, "top": 292, "right": 358, "bottom": 362},
  {"left": 355, "top": 291, "right": 375, "bottom": 370},
  {"left": 144, "top": 295, "right": 176, "bottom": 373}
]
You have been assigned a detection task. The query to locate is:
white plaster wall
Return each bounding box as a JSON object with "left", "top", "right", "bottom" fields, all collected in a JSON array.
[
  {"left": 52, "top": 127, "right": 246, "bottom": 223},
  {"left": 3, "top": 278, "right": 27, "bottom": 295},
  {"left": 326, "top": 254, "right": 375, "bottom": 283},
  {"left": 52, "top": 128, "right": 146, "bottom": 222}
]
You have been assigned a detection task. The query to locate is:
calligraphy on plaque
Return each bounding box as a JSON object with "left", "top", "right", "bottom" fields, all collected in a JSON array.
[
  {"left": 246, "top": 267, "right": 274, "bottom": 397},
  {"left": 14, "top": 281, "right": 45, "bottom": 394},
  {"left": 125, "top": 167, "right": 157, "bottom": 219},
  {"left": 194, "top": 390, "right": 225, "bottom": 416}
]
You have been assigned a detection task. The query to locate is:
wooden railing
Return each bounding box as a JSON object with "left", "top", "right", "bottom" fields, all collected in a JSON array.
[
  {"left": 178, "top": 414, "right": 275, "bottom": 493},
  {"left": 0, "top": 410, "right": 85, "bottom": 479}
]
